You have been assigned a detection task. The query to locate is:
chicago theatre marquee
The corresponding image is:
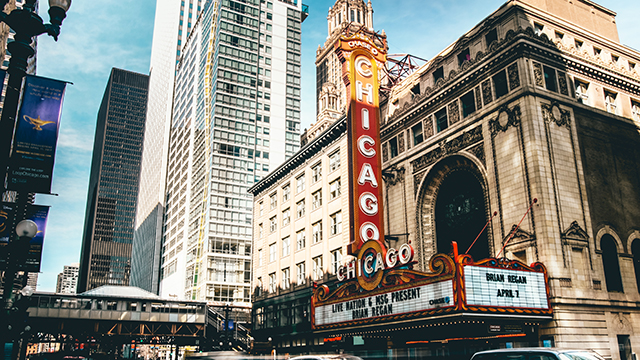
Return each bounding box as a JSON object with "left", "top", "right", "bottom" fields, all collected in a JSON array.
[{"left": 250, "top": 0, "right": 640, "bottom": 358}]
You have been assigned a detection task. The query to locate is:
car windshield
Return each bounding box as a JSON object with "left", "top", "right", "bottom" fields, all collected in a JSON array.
[{"left": 558, "top": 352, "right": 605, "bottom": 360}]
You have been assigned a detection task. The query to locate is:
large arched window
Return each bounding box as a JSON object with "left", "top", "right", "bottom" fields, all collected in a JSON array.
[
  {"left": 601, "top": 235, "right": 623, "bottom": 292},
  {"left": 435, "top": 170, "right": 489, "bottom": 261},
  {"left": 632, "top": 239, "right": 640, "bottom": 294}
]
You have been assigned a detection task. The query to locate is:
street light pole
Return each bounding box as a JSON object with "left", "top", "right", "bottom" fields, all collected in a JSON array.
[
  {"left": 2, "top": 220, "right": 38, "bottom": 359},
  {"left": 0, "top": 0, "right": 71, "bottom": 192}
]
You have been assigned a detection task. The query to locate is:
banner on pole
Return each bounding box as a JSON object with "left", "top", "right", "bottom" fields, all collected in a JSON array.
[
  {"left": 0, "top": 202, "right": 15, "bottom": 271},
  {"left": 19, "top": 204, "right": 49, "bottom": 272},
  {"left": 8, "top": 75, "right": 67, "bottom": 193}
]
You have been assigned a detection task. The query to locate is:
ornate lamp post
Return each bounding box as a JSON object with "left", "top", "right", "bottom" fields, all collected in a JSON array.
[
  {"left": 2, "top": 219, "right": 37, "bottom": 360},
  {"left": 0, "top": 0, "right": 71, "bottom": 192}
]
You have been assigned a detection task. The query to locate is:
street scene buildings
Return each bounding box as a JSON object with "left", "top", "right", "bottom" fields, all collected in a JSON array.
[{"left": 1, "top": 0, "right": 640, "bottom": 359}]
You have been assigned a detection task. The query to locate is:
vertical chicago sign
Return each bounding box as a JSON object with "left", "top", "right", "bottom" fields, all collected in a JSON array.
[{"left": 336, "top": 33, "right": 387, "bottom": 258}]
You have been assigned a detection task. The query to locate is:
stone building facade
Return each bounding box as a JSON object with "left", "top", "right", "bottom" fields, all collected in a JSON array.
[
  {"left": 380, "top": 0, "right": 640, "bottom": 356},
  {"left": 250, "top": 0, "right": 640, "bottom": 358}
]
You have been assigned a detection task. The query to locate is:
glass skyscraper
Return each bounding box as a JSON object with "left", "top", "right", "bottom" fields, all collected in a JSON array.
[
  {"left": 159, "top": 0, "right": 307, "bottom": 303},
  {"left": 131, "top": 0, "right": 203, "bottom": 294},
  {"left": 78, "top": 68, "right": 149, "bottom": 293}
]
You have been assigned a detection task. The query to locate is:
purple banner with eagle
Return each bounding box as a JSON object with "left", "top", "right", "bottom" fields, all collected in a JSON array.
[{"left": 8, "top": 75, "right": 67, "bottom": 193}]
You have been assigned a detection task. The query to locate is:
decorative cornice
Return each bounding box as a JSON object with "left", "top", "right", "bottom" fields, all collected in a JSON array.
[
  {"left": 248, "top": 116, "right": 346, "bottom": 195},
  {"left": 410, "top": 125, "right": 483, "bottom": 174}
]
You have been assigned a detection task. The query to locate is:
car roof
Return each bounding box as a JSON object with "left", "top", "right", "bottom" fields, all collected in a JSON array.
[{"left": 473, "top": 348, "right": 601, "bottom": 355}]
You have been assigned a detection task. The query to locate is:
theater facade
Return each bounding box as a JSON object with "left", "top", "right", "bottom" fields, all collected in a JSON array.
[{"left": 249, "top": 0, "right": 640, "bottom": 359}]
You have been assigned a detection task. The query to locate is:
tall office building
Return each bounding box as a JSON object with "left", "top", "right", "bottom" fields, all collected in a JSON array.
[
  {"left": 55, "top": 263, "right": 79, "bottom": 294},
  {"left": 131, "top": 0, "right": 203, "bottom": 294},
  {"left": 159, "top": 0, "right": 307, "bottom": 302},
  {"left": 78, "top": 68, "right": 149, "bottom": 293}
]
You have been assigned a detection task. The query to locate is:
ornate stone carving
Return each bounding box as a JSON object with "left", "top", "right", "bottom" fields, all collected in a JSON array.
[
  {"left": 448, "top": 101, "right": 460, "bottom": 125},
  {"left": 503, "top": 224, "right": 536, "bottom": 244},
  {"left": 561, "top": 221, "right": 589, "bottom": 243},
  {"left": 533, "top": 62, "right": 544, "bottom": 87},
  {"left": 507, "top": 62, "right": 520, "bottom": 89},
  {"left": 482, "top": 80, "right": 493, "bottom": 105},
  {"left": 382, "top": 142, "right": 389, "bottom": 162},
  {"left": 468, "top": 142, "right": 485, "bottom": 166},
  {"left": 382, "top": 164, "right": 405, "bottom": 186},
  {"left": 411, "top": 125, "right": 483, "bottom": 173},
  {"left": 475, "top": 86, "right": 483, "bottom": 109},
  {"left": 398, "top": 132, "right": 405, "bottom": 153},
  {"left": 557, "top": 71, "right": 569, "bottom": 95},
  {"left": 489, "top": 104, "right": 522, "bottom": 137},
  {"left": 541, "top": 102, "right": 571, "bottom": 130},
  {"left": 424, "top": 115, "right": 434, "bottom": 139}
]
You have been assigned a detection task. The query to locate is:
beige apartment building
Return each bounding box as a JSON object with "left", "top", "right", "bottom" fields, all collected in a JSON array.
[{"left": 250, "top": 0, "right": 640, "bottom": 358}]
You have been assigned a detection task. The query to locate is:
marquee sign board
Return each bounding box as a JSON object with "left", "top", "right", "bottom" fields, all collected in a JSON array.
[
  {"left": 315, "top": 279, "right": 454, "bottom": 326},
  {"left": 311, "top": 254, "right": 551, "bottom": 330}
]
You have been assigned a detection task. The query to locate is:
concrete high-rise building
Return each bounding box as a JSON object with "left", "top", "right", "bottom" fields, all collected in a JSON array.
[
  {"left": 78, "top": 68, "right": 149, "bottom": 293},
  {"left": 131, "top": 0, "right": 203, "bottom": 295},
  {"left": 158, "top": 0, "right": 307, "bottom": 302},
  {"left": 55, "top": 263, "right": 79, "bottom": 294}
]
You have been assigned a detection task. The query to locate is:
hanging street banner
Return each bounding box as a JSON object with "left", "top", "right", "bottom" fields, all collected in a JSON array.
[
  {"left": 0, "top": 202, "right": 15, "bottom": 270},
  {"left": 8, "top": 75, "right": 67, "bottom": 193},
  {"left": 19, "top": 204, "right": 50, "bottom": 272},
  {"left": 336, "top": 32, "right": 388, "bottom": 259}
]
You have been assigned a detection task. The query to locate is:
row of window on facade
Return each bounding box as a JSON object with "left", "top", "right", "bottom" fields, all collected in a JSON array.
[
  {"left": 534, "top": 21, "right": 638, "bottom": 74},
  {"left": 256, "top": 246, "right": 343, "bottom": 296},
  {"left": 386, "top": 62, "right": 519, "bottom": 161},
  {"left": 601, "top": 234, "right": 640, "bottom": 294},
  {"left": 257, "top": 150, "right": 340, "bottom": 217}
]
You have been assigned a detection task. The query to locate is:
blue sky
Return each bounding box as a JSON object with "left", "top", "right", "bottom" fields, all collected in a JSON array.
[{"left": 32, "top": 0, "right": 640, "bottom": 292}]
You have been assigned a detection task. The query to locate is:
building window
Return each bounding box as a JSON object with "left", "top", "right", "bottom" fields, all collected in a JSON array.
[
  {"left": 281, "top": 268, "right": 290, "bottom": 290},
  {"left": 258, "top": 249, "right": 263, "bottom": 266},
  {"left": 330, "top": 179, "right": 341, "bottom": 200},
  {"left": 435, "top": 107, "right": 448, "bottom": 133},
  {"left": 331, "top": 248, "right": 342, "bottom": 275},
  {"left": 259, "top": 201, "right": 263, "bottom": 216},
  {"left": 312, "top": 163, "right": 322, "bottom": 183},
  {"left": 389, "top": 137, "right": 398, "bottom": 158},
  {"left": 575, "top": 39, "right": 583, "bottom": 50},
  {"left": 296, "top": 262, "right": 305, "bottom": 285},
  {"left": 433, "top": 66, "right": 444, "bottom": 82},
  {"left": 269, "top": 216, "right": 277, "bottom": 232},
  {"left": 296, "top": 229, "right": 305, "bottom": 250},
  {"left": 269, "top": 243, "right": 276, "bottom": 263},
  {"left": 312, "top": 190, "right": 322, "bottom": 210},
  {"left": 268, "top": 272, "right": 276, "bottom": 293},
  {"left": 632, "top": 100, "right": 640, "bottom": 121},
  {"left": 543, "top": 66, "right": 557, "bottom": 92},
  {"left": 259, "top": 223, "right": 263, "bottom": 238},
  {"left": 312, "top": 256, "right": 323, "bottom": 280},
  {"left": 593, "top": 47, "right": 601, "bottom": 56},
  {"left": 534, "top": 22, "right": 544, "bottom": 36},
  {"left": 296, "top": 199, "right": 305, "bottom": 218},
  {"left": 330, "top": 211, "right": 342, "bottom": 236},
  {"left": 493, "top": 70, "right": 508, "bottom": 99},
  {"left": 618, "top": 335, "right": 632, "bottom": 360},
  {"left": 270, "top": 193, "right": 277, "bottom": 210},
  {"left": 256, "top": 277, "right": 262, "bottom": 297},
  {"left": 312, "top": 221, "right": 322, "bottom": 244},
  {"left": 282, "top": 184, "right": 290, "bottom": 202},
  {"left": 282, "top": 208, "right": 290, "bottom": 226},
  {"left": 296, "top": 174, "right": 305, "bottom": 193},
  {"left": 329, "top": 151, "right": 340, "bottom": 171},
  {"left": 485, "top": 28, "right": 498, "bottom": 46},
  {"left": 457, "top": 48, "right": 470, "bottom": 66},
  {"left": 632, "top": 239, "right": 640, "bottom": 294},
  {"left": 575, "top": 80, "right": 589, "bottom": 105},
  {"left": 461, "top": 90, "right": 476, "bottom": 118},
  {"left": 282, "top": 236, "right": 290, "bottom": 257},
  {"left": 605, "top": 90, "right": 618, "bottom": 114},
  {"left": 412, "top": 122, "right": 424, "bottom": 146},
  {"left": 601, "top": 234, "right": 623, "bottom": 292}
]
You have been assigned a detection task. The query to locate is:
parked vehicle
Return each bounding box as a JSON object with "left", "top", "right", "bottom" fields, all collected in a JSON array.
[{"left": 470, "top": 348, "right": 606, "bottom": 360}]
